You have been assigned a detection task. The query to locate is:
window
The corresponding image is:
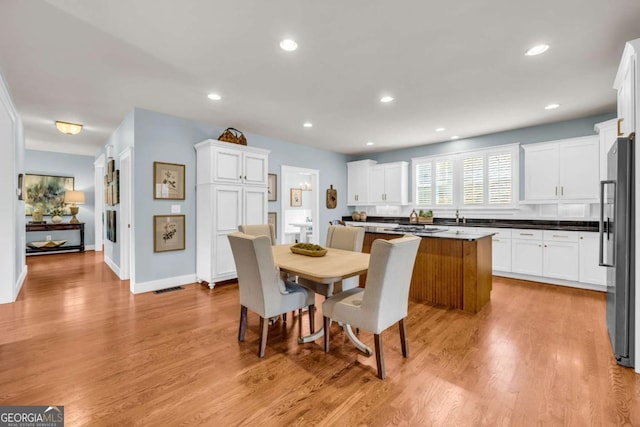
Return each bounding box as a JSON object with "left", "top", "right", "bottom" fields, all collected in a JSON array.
[{"left": 412, "top": 144, "right": 518, "bottom": 208}]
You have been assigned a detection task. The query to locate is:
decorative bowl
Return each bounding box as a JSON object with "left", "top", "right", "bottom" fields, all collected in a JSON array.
[
  {"left": 290, "top": 243, "right": 328, "bottom": 257},
  {"left": 28, "top": 240, "right": 66, "bottom": 248}
]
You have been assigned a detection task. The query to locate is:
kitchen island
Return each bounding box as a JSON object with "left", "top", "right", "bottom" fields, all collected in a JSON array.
[{"left": 360, "top": 227, "right": 494, "bottom": 313}]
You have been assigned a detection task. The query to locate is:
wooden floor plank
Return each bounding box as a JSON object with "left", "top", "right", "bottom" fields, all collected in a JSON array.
[{"left": 0, "top": 252, "right": 638, "bottom": 426}]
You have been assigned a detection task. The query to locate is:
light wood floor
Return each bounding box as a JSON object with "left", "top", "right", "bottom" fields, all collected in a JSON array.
[{"left": 1, "top": 252, "right": 638, "bottom": 426}]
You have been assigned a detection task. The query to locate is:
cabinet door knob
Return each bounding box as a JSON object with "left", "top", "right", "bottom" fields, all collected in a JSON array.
[
  {"left": 544, "top": 244, "right": 547, "bottom": 247},
  {"left": 617, "top": 118, "right": 624, "bottom": 137}
]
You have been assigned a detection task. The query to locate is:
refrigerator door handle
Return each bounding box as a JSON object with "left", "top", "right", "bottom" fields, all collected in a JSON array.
[{"left": 599, "top": 180, "right": 615, "bottom": 267}]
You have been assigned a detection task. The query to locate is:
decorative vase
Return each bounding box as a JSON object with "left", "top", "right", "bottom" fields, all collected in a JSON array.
[
  {"left": 32, "top": 205, "right": 44, "bottom": 222},
  {"left": 51, "top": 215, "right": 62, "bottom": 224},
  {"left": 352, "top": 212, "right": 361, "bottom": 221},
  {"left": 359, "top": 211, "right": 367, "bottom": 221}
]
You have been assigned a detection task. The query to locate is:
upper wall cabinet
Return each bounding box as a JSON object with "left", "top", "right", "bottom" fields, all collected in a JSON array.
[
  {"left": 523, "top": 136, "right": 599, "bottom": 203},
  {"left": 595, "top": 119, "right": 619, "bottom": 182},
  {"left": 369, "top": 161, "right": 409, "bottom": 205},
  {"left": 195, "top": 139, "right": 269, "bottom": 186},
  {"left": 614, "top": 39, "right": 639, "bottom": 138},
  {"left": 347, "top": 160, "right": 376, "bottom": 205}
]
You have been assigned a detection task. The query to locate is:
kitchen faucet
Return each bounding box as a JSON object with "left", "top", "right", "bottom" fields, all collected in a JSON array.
[{"left": 455, "top": 208, "right": 459, "bottom": 224}]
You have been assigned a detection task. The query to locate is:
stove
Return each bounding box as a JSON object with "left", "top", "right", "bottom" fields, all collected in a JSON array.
[{"left": 386, "top": 225, "right": 446, "bottom": 234}]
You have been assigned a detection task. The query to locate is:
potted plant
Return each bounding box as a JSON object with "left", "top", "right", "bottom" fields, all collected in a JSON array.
[
  {"left": 50, "top": 206, "right": 64, "bottom": 224},
  {"left": 418, "top": 209, "right": 433, "bottom": 224}
]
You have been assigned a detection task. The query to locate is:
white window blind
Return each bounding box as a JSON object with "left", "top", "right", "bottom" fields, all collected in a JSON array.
[
  {"left": 415, "top": 162, "right": 433, "bottom": 205},
  {"left": 488, "top": 152, "right": 512, "bottom": 204},
  {"left": 435, "top": 160, "right": 453, "bottom": 205},
  {"left": 463, "top": 156, "right": 484, "bottom": 205}
]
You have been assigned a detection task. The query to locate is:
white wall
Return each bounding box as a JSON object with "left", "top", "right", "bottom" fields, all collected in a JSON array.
[{"left": 0, "top": 72, "right": 26, "bottom": 304}]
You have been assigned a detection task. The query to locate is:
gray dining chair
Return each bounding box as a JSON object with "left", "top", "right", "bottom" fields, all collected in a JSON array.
[
  {"left": 298, "top": 225, "right": 365, "bottom": 297},
  {"left": 238, "top": 224, "right": 276, "bottom": 245},
  {"left": 228, "top": 232, "right": 315, "bottom": 358},
  {"left": 322, "top": 235, "right": 421, "bottom": 379}
]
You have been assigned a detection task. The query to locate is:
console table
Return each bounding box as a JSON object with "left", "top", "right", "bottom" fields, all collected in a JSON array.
[{"left": 26, "top": 222, "right": 85, "bottom": 254}]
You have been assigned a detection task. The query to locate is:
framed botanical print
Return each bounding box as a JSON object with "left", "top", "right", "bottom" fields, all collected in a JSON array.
[
  {"left": 268, "top": 173, "right": 277, "bottom": 201},
  {"left": 290, "top": 188, "right": 302, "bottom": 207},
  {"left": 154, "top": 162, "right": 185, "bottom": 200},
  {"left": 154, "top": 214, "right": 186, "bottom": 252}
]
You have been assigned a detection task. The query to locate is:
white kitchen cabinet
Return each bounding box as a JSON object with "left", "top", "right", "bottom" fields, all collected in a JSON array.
[
  {"left": 195, "top": 140, "right": 270, "bottom": 287},
  {"left": 511, "top": 229, "right": 543, "bottom": 276},
  {"left": 196, "top": 139, "right": 268, "bottom": 186},
  {"left": 542, "top": 231, "right": 579, "bottom": 281},
  {"left": 369, "top": 161, "right": 408, "bottom": 204},
  {"left": 492, "top": 236, "right": 512, "bottom": 273},
  {"left": 579, "top": 232, "right": 606, "bottom": 286},
  {"left": 347, "top": 160, "right": 376, "bottom": 205},
  {"left": 614, "top": 40, "right": 638, "bottom": 137},
  {"left": 595, "top": 119, "right": 619, "bottom": 181},
  {"left": 523, "top": 136, "right": 599, "bottom": 202}
]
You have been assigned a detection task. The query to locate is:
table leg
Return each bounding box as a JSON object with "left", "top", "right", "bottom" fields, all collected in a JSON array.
[{"left": 344, "top": 324, "right": 373, "bottom": 356}]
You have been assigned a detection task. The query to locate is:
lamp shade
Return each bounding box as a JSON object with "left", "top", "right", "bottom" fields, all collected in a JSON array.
[
  {"left": 64, "top": 191, "right": 85, "bottom": 204},
  {"left": 55, "top": 121, "right": 83, "bottom": 135}
]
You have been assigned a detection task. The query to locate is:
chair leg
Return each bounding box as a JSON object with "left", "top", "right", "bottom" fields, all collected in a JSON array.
[
  {"left": 399, "top": 318, "right": 409, "bottom": 358},
  {"left": 258, "top": 316, "right": 269, "bottom": 358},
  {"left": 238, "top": 305, "right": 247, "bottom": 342},
  {"left": 308, "top": 304, "right": 315, "bottom": 334},
  {"left": 282, "top": 313, "right": 287, "bottom": 322},
  {"left": 298, "top": 309, "right": 302, "bottom": 318},
  {"left": 374, "top": 334, "right": 386, "bottom": 379},
  {"left": 323, "top": 316, "right": 331, "bottom": 352}
]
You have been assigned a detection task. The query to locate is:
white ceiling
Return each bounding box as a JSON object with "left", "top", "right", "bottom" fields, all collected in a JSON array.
[{"left": 1, "top": 0, "right": 639, "bottom": 157}]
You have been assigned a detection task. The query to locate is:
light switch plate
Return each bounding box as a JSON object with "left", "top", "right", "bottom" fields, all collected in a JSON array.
[{"left": 171, "top": 205, "right": 181, "bottom": 213}]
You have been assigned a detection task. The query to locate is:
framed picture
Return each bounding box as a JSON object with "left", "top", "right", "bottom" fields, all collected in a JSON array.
[
  {"left": 154, "top": 162, "right": 185, "bottom": 200},
  {"left": 290, "top": 188, "right": 302, "bottom": 207},
  {"left": 107, "top": 159, "right": 115, "bottom": 183},
  {"left": 268, "top": 212, "right": 277, "bottom": 237},
  {"left": 25, "top": 174, "right": 74, "bottom": 215},
  {"left": 154, "top": 214, "right": 186, "bottom": 252},
  {"left": 268, "top": 173, "right": 277, "bottom": 201},
  {"left": 17, "top": 173, "right": 24, "bottom": 201},
  {"left": 106, "top": 210, "right": 117, "bottom": 243}
]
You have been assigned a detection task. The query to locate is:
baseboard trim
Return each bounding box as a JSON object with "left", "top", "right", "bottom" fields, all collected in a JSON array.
[
  {"left": 86, "top": 245, "right": 95, "bottom": 251},
  {"left": 104, "top": 255, "right": 120, "bottom": 278},
  {"left": 494, "top": 271, "right": 606, "bottom": 292},
  {"left": 14, "top": 265, "right": 27, "bottom": 300},
  {"left": 132, "top": 274, "right": 198, "bottom": 294}
]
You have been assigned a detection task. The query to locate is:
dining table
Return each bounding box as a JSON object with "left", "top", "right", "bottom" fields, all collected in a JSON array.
[{"left": 272, "top": 244, "right": 373, "bottom": 355}]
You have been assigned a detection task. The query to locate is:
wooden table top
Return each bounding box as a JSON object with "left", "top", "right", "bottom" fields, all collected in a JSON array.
[{"left": 272, "top": 244, "right": 370, "bottom": 284}]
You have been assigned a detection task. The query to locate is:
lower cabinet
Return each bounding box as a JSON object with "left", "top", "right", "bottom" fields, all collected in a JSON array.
[
  {"left": 542, "top": 231, "right": 579, "bottom": 281},
  {"left": 579, "top": 232, "right": 607, "bottom": 285},
  {"left": 491, "top": 237, "right": 512, "bottom": 272},
  {"left": 511, "top": 237, "right": 543, "bottom": 276}
]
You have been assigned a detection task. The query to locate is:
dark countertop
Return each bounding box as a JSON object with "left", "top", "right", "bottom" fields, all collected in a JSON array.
[{"left": 343, "top": 216, "right": 599, "bottom": 232}]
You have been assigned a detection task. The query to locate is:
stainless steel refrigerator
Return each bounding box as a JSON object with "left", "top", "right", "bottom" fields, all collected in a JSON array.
[{"left": 600, "top": 135, "right": 635, "bottom": 368}]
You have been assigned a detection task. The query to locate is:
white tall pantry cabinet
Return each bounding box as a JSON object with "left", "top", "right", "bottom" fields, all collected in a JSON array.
[{"left": 195, "top": 140, "right": 270, "bottom": 288}]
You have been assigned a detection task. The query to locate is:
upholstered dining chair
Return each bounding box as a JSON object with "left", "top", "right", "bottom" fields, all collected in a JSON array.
[
  {"left": 228, "top": 232, "right": 315, "bottom": 358},
  {"left": 238, "top": 224, "right": 276, "bottom": 245},
  {"left": 322, "top": 235, "right": 421, "bottom": 379},
  {"left": 298, "top": 225, "right": 365, "bottom": 297}
]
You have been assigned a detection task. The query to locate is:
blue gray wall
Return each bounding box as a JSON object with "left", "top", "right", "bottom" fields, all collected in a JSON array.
[
  {"left": 25, "top": 149, "right": 96, "bottom": 248},
  {"left": 131, "top": 108, "right": 350, "bottom": 284}
]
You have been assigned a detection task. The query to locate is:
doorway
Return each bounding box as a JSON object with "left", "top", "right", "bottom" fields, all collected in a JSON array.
[
  {"left": 280, "top": 166, "right": 319, "bottom": 244},
  {"left": 119, "top": 148, "right": 134, "bottom": 286}
]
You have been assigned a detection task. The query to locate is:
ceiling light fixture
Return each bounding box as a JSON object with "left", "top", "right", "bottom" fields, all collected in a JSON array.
[
  {"left": 380, "top": 96, "right": 394, "bottom": 103},
  {"left": 55, "top": 121, "right": 83, "bottom": 135},
  {"left": 435, "top": 127, "right": 446, "bottom": 132},
  {"left": 525, "top": 44, "right": 550, "bottom": 56},
  {"left": 303, "top": 122, "right": 313, "bottom": 128},
  {"left": 366, "top": 141, "right": 374, "bottom": 146},
  {"left": 544, "top": 103, "right": 560, "bottom": 110},
  {"left": 207, "top": 93, "right": 222, "bottom": 101},
  {"left": 450, "top": 136, "right": 459, "bottom": 140},
  {"left": 280, "top": 39, "right": 298, "bottom": 51}
]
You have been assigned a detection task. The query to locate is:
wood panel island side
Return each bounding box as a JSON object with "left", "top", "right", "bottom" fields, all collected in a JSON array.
[{"left": 360, "top": 228, "right": 494, "bottom": 313}]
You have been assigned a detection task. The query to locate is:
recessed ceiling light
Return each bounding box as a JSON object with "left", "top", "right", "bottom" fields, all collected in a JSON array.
[
  {"left": 366, "top": 141, "right": 374, "bottom": 146},
  {"left": 303, "top": 122, "right": 313, "bottom": 128},
  {"left": 544, "top": 103, "right": 560, "bottom": 110},
  {"left": 280, "top": 39, "right": 298, "bottom": 51},
  {"left": 380, "top": 96, "right": 394, "bottom": 103},
  {"left": 207, "top": 93, "right": 221, "bottom": 101},
  {"left": 525, "top": 44, "right": 550, "bottom": 56},
  {"left": 450, "top": 136, "right": 459, "bottom": 140},
  {"left": 435, "top": 127, "right": 446, "bottom": 132}
]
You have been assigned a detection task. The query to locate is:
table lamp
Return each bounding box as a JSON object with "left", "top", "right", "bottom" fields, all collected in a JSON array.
[{"left": 64, "top": 191, "right": 85, "bottom": 224}]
